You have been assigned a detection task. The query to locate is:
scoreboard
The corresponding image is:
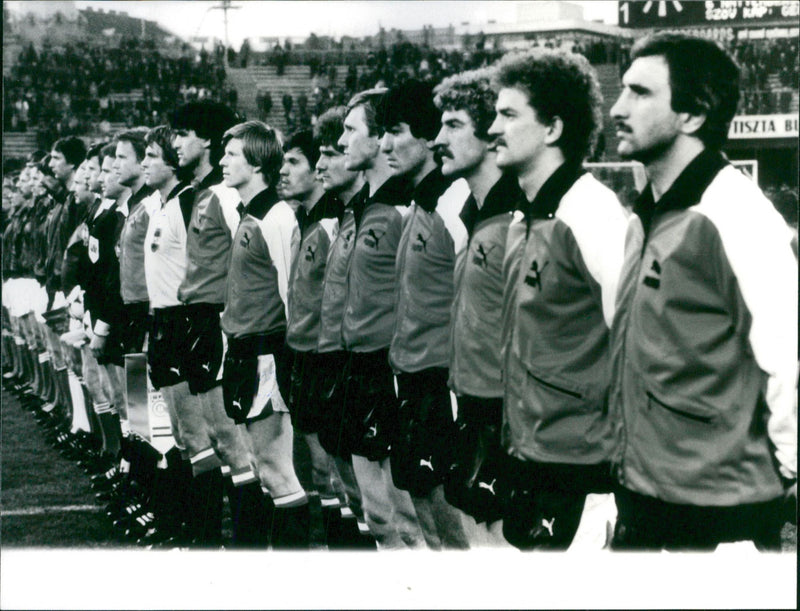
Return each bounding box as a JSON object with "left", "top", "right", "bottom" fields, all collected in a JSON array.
[{"left": 618, "top": 1, "right": 800, "bottom": 28}]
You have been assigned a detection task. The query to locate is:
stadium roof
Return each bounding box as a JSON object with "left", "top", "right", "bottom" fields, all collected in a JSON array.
[{"left": 480, "top": 18, "right": 632, "bottom": 39}]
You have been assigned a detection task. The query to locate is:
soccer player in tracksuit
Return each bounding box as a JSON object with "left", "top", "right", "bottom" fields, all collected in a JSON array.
[
  {"left": 608, "top": 34, "right": 797, "bottom": 551},
  {"left": 285, "top": 112, "right": 375, "bottom": 549},
  {"left": 336, "top": 88, "right": 426, "bottom": 549},
  {"left": 219, "top": 120, "right": 310, "bottom": 549},
  {"left": 433, "top": 68, "right": 523, "bottom": 547},
  {"left": 5, "top": 158, "right": 50, "bottom": 400},
  {"left": 487, "top": 49, "right": 628, "bottom": 550},
  {"left": 280, "top": 128, "right": 346, "bottom": 544},
  {"left": 380, "top": 79, "right": 471, "bottom": 549},
  {"left": 169, "top": 101, "right": 264, "bottom": 548},
  {"left": 44, "top": 137, "right": 87, "bottom": 310}
]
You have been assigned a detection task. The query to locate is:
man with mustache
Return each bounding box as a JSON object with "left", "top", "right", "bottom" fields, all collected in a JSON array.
[
  {"left": 432, "top": 67, "right": 523, "bottom": 546},
  {"left": 380, "top": 79, "right": 472, "bottom": 549},
  {"left": 608, "top": 33, "right": 797, "bottom": 551},
  {"left": 44, "top": 137, "right": 86, "bottom": 310},
  {"left": 488, "top": 49, "right": 627, "bottom": 550}
]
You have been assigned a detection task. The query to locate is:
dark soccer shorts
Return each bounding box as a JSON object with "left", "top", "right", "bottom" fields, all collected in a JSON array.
[
  {"left": 99, "top": 300, "right": 150, "bottom": 366},
  {"left": 502, "top": 457, "right": 614, "bottom": 550},
  {"left": 390, "top": 367, "right": 459, "bottom": 497},
  {"left": 148, "top": 305, "right": 187, "bottom": 390},
  {"left": 222, "top": 332, "right": 291, "bottom": 425},
  {"left": 337, "top": 349, "right": 398, "bottom": 462},
  {"left": 443, "top": 394, "right": 506, "bottom": 524},
  {"left": 288, "top": 349, "right": 327, "bottom": 434},
  {"left": 314, "top": 350, "right": 349, "bottom": 458},
  {"left": 146, "top": 303, "right": 223, "bottom": 394},
  {"left": 611, "top": 486, "right": 784, "bottom": 551}
]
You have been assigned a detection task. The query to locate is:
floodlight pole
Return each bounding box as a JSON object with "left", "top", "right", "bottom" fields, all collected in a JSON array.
[{"left": 210, "top": 0, "right": 240, "bottom": 71}]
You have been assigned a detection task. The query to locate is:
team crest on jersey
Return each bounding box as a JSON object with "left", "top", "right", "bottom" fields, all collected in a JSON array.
[
  {"left": 305, "top": 245, "right": 316, "bottom": 262},
  {"left": 643, "top": 259, "right": 661, "bottom": 289},
  {"left": 88, "top": 236, "right": 100, "bottom": 264},
  {"left": 524, "top": 259, "right": 548, "bottom": 290},
  {"left": 413, "top": 232, "right": 429, "bottom": 253},
  {"left": 364, "top": 228, "right": 386, "bottom": 249},
  {"left": 240, "top": 231, "right": 251, "bottom": 249},
  {"left": 472, "top": 242, "right": 497, "bottom": 268}
]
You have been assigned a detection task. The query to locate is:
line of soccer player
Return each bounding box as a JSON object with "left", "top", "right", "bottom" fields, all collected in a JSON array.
[{"left": 2, "top": 33, "right": 796, "bottom": 551}]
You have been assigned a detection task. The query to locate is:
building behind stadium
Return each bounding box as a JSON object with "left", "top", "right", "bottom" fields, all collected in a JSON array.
[{"left": 3, "top": 0, "right": 798, "bottom": 224}]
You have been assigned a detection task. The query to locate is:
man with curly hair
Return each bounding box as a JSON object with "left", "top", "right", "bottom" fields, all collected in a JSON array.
[
  {"left": 488, "top": 49, "right": 627, "bottom": 550},
  {"left": 433, "top": 67, "right": 523, "bottom": 547}
]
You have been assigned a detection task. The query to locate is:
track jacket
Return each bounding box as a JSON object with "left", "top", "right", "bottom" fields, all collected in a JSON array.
[
  {"left": 45, "top": 189, "right": 86, "bottom": 294},
  {"left": 32, "top": 193, "right": 55, "bottom": 284},
  {"left": 390, "top": 169, "right": 469, "bottom": 373},
  {"left": 143, "top": 182, "right": 194, "bottom": 309},
  {"left": 86, "top": 197, "right": 126, "bottom": 337},
  {"left": 610, "top": 150, "right": 798, "bottom": 506},
  {"left": 116, "top": 184, "right": 157, "bottom": 304},
  {"left": 286, "top": 191, "right": 343, "bottom": 352},
  {"left": 449, "top": 172, "right": 523, "bottom": 398},
  {"left": 221, "top": 188, "right": 299, "bottom": 339},
  {"left": 341, "top": 175, "right": 412, "bottom": 352},
  {"left": 317, "top": 184, "right": 368, "bottom": 353},
  {"left": 178, "top": 167, "right": 241, "bottom": 306},
  {"left": 502, "top": 161, "right": 627, "bottom": 464}
]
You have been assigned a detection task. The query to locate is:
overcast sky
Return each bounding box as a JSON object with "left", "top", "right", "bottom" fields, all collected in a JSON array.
[{"left": 47, "top": 1, "right": 618, "bottom": 47}]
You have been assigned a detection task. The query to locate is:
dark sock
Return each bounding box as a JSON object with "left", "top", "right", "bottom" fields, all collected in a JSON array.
[{"left": 271, "top": 502, "right": 310, "bottom": 550}]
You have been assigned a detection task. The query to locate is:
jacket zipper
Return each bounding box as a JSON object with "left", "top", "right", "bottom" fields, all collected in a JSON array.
[
  {"left": 646, "top": 391, "right": 713, "bottom": 424},
  {"left": 528, "top": 371, "right": 583, "bottom": 399}
]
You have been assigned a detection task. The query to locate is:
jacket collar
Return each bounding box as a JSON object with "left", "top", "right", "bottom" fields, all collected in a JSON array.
[
  {"left": 165, "top": 181, "right": 191, "bottom": 204},
  {"left": 350, "top": 181, "right": 371, "bottom": 228},
  {"left": 460, "top": 172, "right": 523, "bottom": 237},
  {"left": 196, "top": 166, "right": 223, "bottom": 192},
  {"left": 634, "top": 149, "right": 728, "bottom": 237},
  {"left": 244, "top": 187, "right": 280, "bottom": 221},
  {"left": 127, "top": 183, "right": 155, "bottom": 213},
  {"left": 366, "top": 174, "right": 414, "bottom": 208},
  {"left": 412, "top": 168, "right": 452, "bottom": 213},
  {"left": 520, "top": 160, "right": 585, "bottom": 227},
  {"left": 307, "top": 190, "right": 343, "bottom": 225}
]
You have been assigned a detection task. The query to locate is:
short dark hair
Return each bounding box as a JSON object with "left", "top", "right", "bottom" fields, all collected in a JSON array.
[
  {"left": 86, "top": 142, "right": 107, "bottom": 163},
  {"left": 27, "top": 150, "right": 47, "bottom": 165},
  {"left": 145, "top": 125, "right": 180, "bottom": 170},
  {"left": 315, "top": 106, "right": 347, "bottom": 151},
  {"left": 99, "top": 143, "right": 117, "bottom": 165},
  {"left": 116, "top": 129, "right": 149, "bottom": 162},
  {"left": 434, "top": 67, "right": 497, "bottom": 142},
  {"left": 345, "top": 88, "right": 387, "bottom": 137},
  {"left": 52, "top": 136, "right": 87, "bottom": 168},
  {"left": 493, "top": 48, "right": 603, "bottom": 163},
  {"left": 37, "top": 154, "right": 55, "bottom": 177},
  {"left": 222, "top": 120, "right": 283, "bottom": 188},
  {"left": 380, "top": 79, "right": 440, "bottom": 141},
  {"left": 283, "top": 128, "right": 320, "bottom": 168},
  {"left": 171, "top": 101, "right": 239, "bottom": 166},
  {"left": 629, "top": 33, "right": 740, "bottom": 150}
]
